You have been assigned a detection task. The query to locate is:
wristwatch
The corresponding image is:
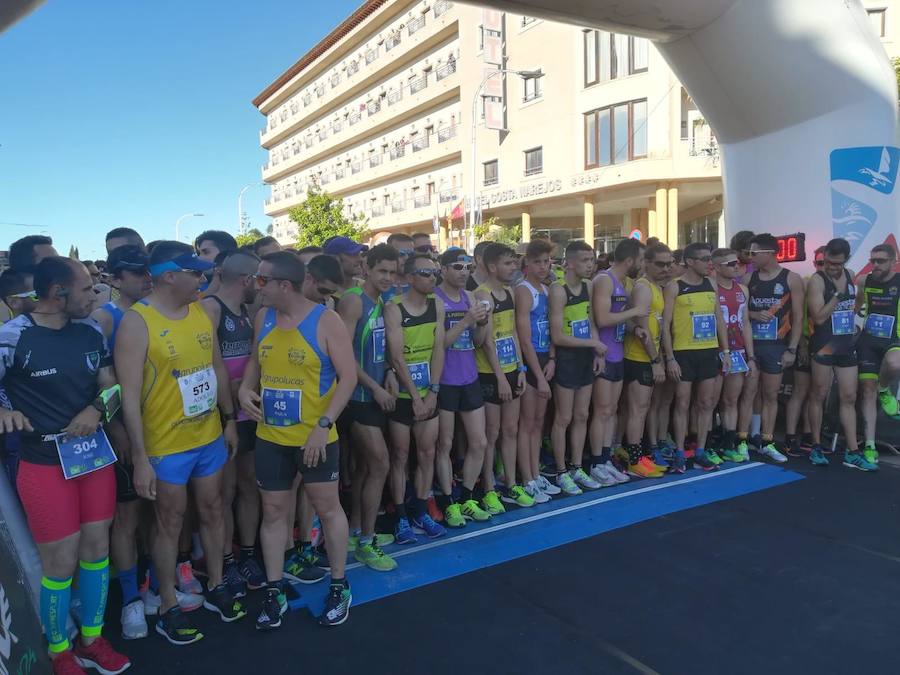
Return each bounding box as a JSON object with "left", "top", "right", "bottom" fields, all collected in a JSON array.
[
  {"left": 429, "top": 383, "right": 441, "bottom": 394},
  {"left": 786, "top": 347, "right": 797, "bottom": 354},
  {"left": 517, "top": 364, "right": 527, "bottom": 373},
  {"left": 318, "top": 416, "right": 334, "bottom": 429},
  {"left": 221, "top": 412, "right": 236, "bottom": 423},
  {"left": 649, "top": 356, "right": 661, "bottom": 365}
]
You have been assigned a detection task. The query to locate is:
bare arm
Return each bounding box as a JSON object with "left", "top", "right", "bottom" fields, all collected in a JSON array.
[
  {"left": 90, "top": 307, "right": 114, "bottom": 341},
  {"left": 321, "top": 309, "right": 357, "bottom": 422},
  {"left": 855, "top": 273, "right": 868, "bottom": 316},
  {"left": 630, "top": 283, "right": 658, "bottom": 360},
  {"left": 114, "top": 311, "right": 149, "bottom": 461},
  {"left": 739, "top": 283, "right": 755, "bottom": 360},
  {"left": 660, "top": 281, "right": 678, "bottom": 361},
  {"left": 475, "top": 289, "right": 505, "bottom": 379},
  {"left": 787, "top": 271, "right": 805, "bottom": 348},
  {"left": 515, "top": 285, "right": 545, "bottom": 381},
  {"left": 549, "top": 283, "right": 603, "bottom": 350},
  {"left": 385, "top": 302, "right": 420, "bottom": 401},
  {"left": 336, "top": 292, "right": 385, "bottom": 396},
  {"left": 430, "top": 300, "right": 446, "bottom": 386}
]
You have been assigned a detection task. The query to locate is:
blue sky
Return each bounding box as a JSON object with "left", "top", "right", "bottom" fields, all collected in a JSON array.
[{"left": 0, "top": 0, "right": 359, "bottom": 259}]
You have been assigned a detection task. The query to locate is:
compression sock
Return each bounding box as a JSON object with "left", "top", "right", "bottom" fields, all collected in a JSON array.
[
  {"left": 435, "top": 493, "right": 452, "bottom": 511},
  {"left": 750, "top": 414, "right": 761, "bottom": 439},
  {"left": 41, "top": 575, "right": 72, "bottom": 654},
  {"left": 78, "top": 558, "right": 110, "bottom": 640},
  {"left": 459, "top": 486, "right": 473, "bottom": 503},
  {"left": 239, "top": 546, "right": 255, "bottom": 563},
  {"left": 117, "top": 564, "right": 140, "bottom": 606},
  {"left": 394, "top": 503, "right": 407, "bottom": 521}
]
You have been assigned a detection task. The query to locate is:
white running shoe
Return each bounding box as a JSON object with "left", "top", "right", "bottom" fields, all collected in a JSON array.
[
  {"left": 525, "top": 480, "right": 551, "bottom": 504},
  {"left": 537, "top": 474, "right": 562, "bottom": 495},
  {"left": 141, "top": 588, "right": 204, "bottom": 616},
  {"left": 121, "top": 599, "right": 148, "bottom": 640},
  {"left": 571, "top": 468, "right": 602, "bottom": 490},
  {"left": 556, "top": 471, "right": 583, "bottom": 496},
  {"left": 176, "top": 560, "right": 203, "bottom": 594},
  {"left": 604, "top": 461, "right": 630, "bottom": 483},
  {"left": 757, "top": 443, "right": 788, "bottom": 463},
  {"left": 589, "top": 464, "right": 617, "bottom": 487}
]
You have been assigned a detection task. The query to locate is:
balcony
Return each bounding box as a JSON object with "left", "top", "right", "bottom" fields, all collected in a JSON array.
[
  {"left": 414, "top": 194, "right": 432, "bottom": 208},
  {"left": 391, "top": 200, "right": 407, "bottom": 213},
  {"left": 317, "top": 129, "right": 327, "bottom": 141},
  {"left": 367, "top": 99, "right": 381, "bottom": 115},
  {"left": 371, "top": 204, "right": 385, "bottom": 217},
  {"left": 435, "top": 60, "right": 456, "bottom": 82},
  {"left": 409, "top": 74, "right": 428, "bottom": 95},
  {"left": 412, "top": 135, "right": 430, "bottom": 152},
  {"left": 387, "top": 89, "right": 403, "bottom": 106},
  {"left": 351, "top": 162, "right": 362, "bottom": 174},
  {"left": 259, "top": 3, "right": 458, "bottom": 148},
  {"left": 369, "top": 154, "right": 383, "bottom": 168},
  {"left": 390, "top": 145, "right": 406, "bottom": 160},
  {"left": 330, "top": 73, "right": 341, "bottom": 88},
  {"left": 408, "top": 15, "right": 426, "bottom": 36}
]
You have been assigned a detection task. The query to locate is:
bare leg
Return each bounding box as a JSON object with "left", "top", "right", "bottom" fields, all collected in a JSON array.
[
  {"left": 551, "top": 385, "right": 575, "bottom": 471},
  {"left": 500, "top": 397, "right": 522, "bottom": 487}
]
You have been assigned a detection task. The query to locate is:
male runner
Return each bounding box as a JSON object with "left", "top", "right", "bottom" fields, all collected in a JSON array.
[
  {"left": 91, "top": 246, "right": 156, "bottom": 640},
  {"left": 515, "top": 239, "right": 562, "bottom": 502},
  {"left": 324, "top": 236, "right": 367, "bottom": 295},
  {"left": 200, "top": 252, "right": 269, "bottom": 593},
  {"left": 549, "top": 240, "right": 606, "bottom": 494},
  {"left": 475, "top": 244, "right": 533, "bottom": 512},
  {"left": 337, "top": 244, "right": 399, "bottom": 571},
  {"left": 116, "top": 242, "right": 245, "bottom": 645},
  {"left": 239, "top": 251, "right": 354, "bottom": 629},
  {"left": 0, "top": 257, "right": 131, "bottom": 674},
  {"left": 590, "top": 238, "right": 645, "bottom": 484},
  {"left": 195, "top": 231, "right": 238, "bottom": 296},
  {"left": 622, "top": 243, "right": 672, "bottom": 478},
  {"left": 412, "top": 232, "right": 436, "bottom": 256},
  {"left": 738, "top": 233, "right": 804, "bottom": 462},
  {"left": 856, "top": 243, "right": 900, "bottom": 460},
  {"left": 9, "top": 234, "right": 58, "bottom": 272},
  {"left": 466, "top": 240, "right": 493, "bottom": 292},
  {"left": 385, "top": 254, "right": 447, "bottom": 541},
  {"left": 805, "top": 238, "right": 874, "bottom": 470},
  {"left": 106, "top": 227, "right": 145, "bottom": 256},
  {"left": 384, "top": 233, "right": 415, "bottom": 301},
  {"left": 0, "top": 269, "right": 37, "bottom": 321},
  {"left": 253, "top": 236, "right": 282, "bottom": 258},
  {"left": 662, "top": 242, "right": 731, "bottom": 471},
  {"left": 711, "top": 248, "right": 755, "bottom": 463}
]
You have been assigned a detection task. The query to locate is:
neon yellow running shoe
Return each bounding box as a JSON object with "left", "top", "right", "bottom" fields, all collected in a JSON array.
[
  {"left": 460, "top": 499, "right": 491, "bottom": 522},
  {"left": 482, "top": 490, "right": 505, "bottom": 515},
  {"left": 444, "top": 503, "right": 466, "bottom": 528},
  {"left": 354, "top": 542, "right": 397, "bottom": 572}
]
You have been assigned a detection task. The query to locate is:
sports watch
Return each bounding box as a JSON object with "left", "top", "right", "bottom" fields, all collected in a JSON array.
[{"left": 318, "top": 416, "right": 334, "bottom": 429}]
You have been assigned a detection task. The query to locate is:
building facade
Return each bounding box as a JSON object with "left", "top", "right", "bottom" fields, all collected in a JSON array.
[{"left": 254, "top": 0, "right": 898, "bottom": 252}]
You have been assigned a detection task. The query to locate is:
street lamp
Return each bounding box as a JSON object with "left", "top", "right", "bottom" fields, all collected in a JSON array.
[
  {"left": 237, "top": 183, "right": 264, "bottom": 235},
  {"left": 175, "top": 212, "right": 204, "bottom": 243},
  {"left": 469, "top": 69, "right": 542, "bottom": 234}
]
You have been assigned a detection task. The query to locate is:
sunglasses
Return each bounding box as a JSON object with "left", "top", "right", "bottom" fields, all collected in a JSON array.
[
  {"left": 255, "top": 274, "right": 299, "bottom": 287},
  {"left": 415, "top": 244, "right": 435, "bottom": 253},
  {"left": 718, "top": 260, "right": 740, "bottom": 268},
  {"left": 652, "top": 260, "right": 675, "bottom": 269},
  {"left": 398, "top": 249, "right": 415, "bottom": 257},
  {"left": 450, "top": 263, "right": 474, "bottom": 272},
  {"left": 814, "top": 260, "right": 825, "bottom": 267},
  {"left": 870, "top": 258, "right": 892, "bottom": 265},
  {"left": 316, "top": 286, "right": 338, "bottom": 297},
  {"left": 749, "top": 250, "right": 774, "bottom": 256},
  {"left": 6, "top": 290, "right": 37, "bottom": 300},
  {"left": 412, "top": 268, "right": 439, "bottom": 278}
]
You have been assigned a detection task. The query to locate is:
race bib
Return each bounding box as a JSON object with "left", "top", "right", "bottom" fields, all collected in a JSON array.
[
  {"left": 372, "top": 327, "right": 386, "bottom": 364},
  {"left": 55, "top": 428, "right": 117, "bottom": 480},
  {"left": 449, "top": 320, "right": 474, "bottom": 351},
  {"left": 831, "top": 310, "right": 854, "bottom": 336},
  {"left": 177, "top": 367, "right": 217, "bottom": 418},
  {"left": 614, "top": 322, "right": 626, "bottom": 343},
  {"left": 723, "top": 350, "right": 749, "bottom": 374},
  {"left": 496, "top": 336, "right": 518, "bottom": 367},
  {"left": 262, "top": 388, "right": 302, "bottom": 427},
  {"left": 536, "top": 320, "right": 550, "bottom": 350},
  {"left": 751, "top": 318, "right": 778, "bottom": 341},
  {"left": 864, "top": 313, "right": 895, "bottom": 339},
  {"left": 571, "top": 319, "right": 591, "bottom": 339},
  {"left": 406, "top": 361, "right": 431, "bottom": 390},
  {"left": 692, "top": 314, "right": 716, "bottom": 341}
]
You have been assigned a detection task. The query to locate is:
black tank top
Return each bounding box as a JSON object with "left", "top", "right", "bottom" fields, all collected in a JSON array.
[
  {"left": 209, "top": 296, "right": 253, "bottom": 361},
  {"left": 748, "top": 268, "right": 792, "bottom": 344},
  {"left": 810, "top": 269, "right": 856, "bottom": 356},
  {"left": 862, "top": 272, "right": 900, "bottom": 341}
]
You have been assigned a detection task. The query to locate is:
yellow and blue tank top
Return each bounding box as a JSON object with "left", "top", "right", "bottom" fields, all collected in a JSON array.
[
  {"left": 672, "top": 277, "right": 718, "bottom": 351},
  {"left": 255, "top": 304, "right": 338, "bottom": 447},
  {"left": 131, "top": 300, "right": 221, "bottom": 457},
  {"left": 476, "top": 285, "right": 518, "bottom": 374},
  {"left": 396, "top": 297, "right": 438, "bottom": 399},
  {"left": 623, "top": 278, "right": 664, "bottom": 363}
]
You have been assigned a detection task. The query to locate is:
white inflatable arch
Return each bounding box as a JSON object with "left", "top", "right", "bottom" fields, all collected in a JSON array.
[{"left": 462, "top": 0, "right": 899, "bottom": 269}]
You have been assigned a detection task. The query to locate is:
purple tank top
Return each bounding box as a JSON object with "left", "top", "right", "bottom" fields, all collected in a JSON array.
[
  {"left": 435, "top": 287, "right": 478, "bottom": 386},
  {"left": 597, "top": 271, "right": 628, "bottom": 363}
]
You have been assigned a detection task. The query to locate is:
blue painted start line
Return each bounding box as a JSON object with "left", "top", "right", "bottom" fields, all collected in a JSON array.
[{"left": 289, "top": 462, "right": 803, "bottom": 614}]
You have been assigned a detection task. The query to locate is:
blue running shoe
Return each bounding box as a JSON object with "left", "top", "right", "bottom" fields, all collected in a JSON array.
[
  {"left": 651, "top": 447, "right": 671, "bottom": 469},
  {"left": 411, "top": 513, "right": 446, "bottom": 539},
  {"left": 842, "top": 452, "right": 878, "bottom": 472},
  {"left": 672, "top": 448, "right": 686, "bottom": 474},
  {"left": 394, "top": 517, "right": 418, "bottom": 545},
  {"left": 809, "top": 445, "right": 829, "bottom": 466}
]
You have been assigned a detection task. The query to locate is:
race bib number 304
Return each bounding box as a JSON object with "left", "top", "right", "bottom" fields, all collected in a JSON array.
[
  {"left": 262, "top": 388, "right": 301, "bottom": 427},
  {"left": 55, "top": 428, "right": 117, "bottom": 480},
  {"left": 177, "top": 367, "right": 217, "bottom": 418}
]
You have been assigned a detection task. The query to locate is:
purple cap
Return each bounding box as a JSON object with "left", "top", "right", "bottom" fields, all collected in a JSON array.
[{"left": 323, "top": 236, "right": 368, "bottom": 256}]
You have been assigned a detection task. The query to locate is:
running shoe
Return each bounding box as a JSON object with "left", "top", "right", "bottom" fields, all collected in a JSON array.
[
  {"left": 692, "top": 450, "right": 718, "bottom": 472},
  {"left": 141, "top": 588, "right": 203, "bottom": 615},
  {"left": 444, "top": 503, "right": 467, "bottom": 528},
  {"left": 73, "top": 637, "right": 131, "bottom": 674},
  {"left": 460, "top": 499, "right": 491, "bottom": 522},
  {"left": 640, "top": 456, "right": 666, "bottom": 476},
  {"left": 705, "top": 448, "right": 723, "bottom": 466},
  {"left": 603, "top": 461, "right": 630, "bottom": 484},
  {"left": 155, "top": 606, "right": 203, "bottom": 646},
  {"left": 671, "top": 449, "right": 687, "bottom": 474},
  {"left": 203, "top": 583, "right": 247, "bottom": 623},
  {"left": 354, "top": 541, "right": 397, "bottom": 571},
  {"left": 51, "top": 650, "right": 86, "bottom": 675},
  {"left": 651, "top": 448, "right": 671, "bottom": 470},
  {"left": 302, "top": 544, "right": 330, "bottom": 572},
  {"left": 786, "top": 438, "right": 808, "bottom": 458},
  {"left": 255, "top": 588, "right": 287, "bottom": 631},
  {"left": 427, "top": 496, "right": 444, "bottom": 523},
  {"left": 809, "top": 445, "right": 829, "bottom": 466},
  {"left": 537, "top": 474, "right": 563, "bottom": 494},
  {"left": 223, "top": 561, "right": 247, "bottom": 599},
  {"left": 843, "top": 452, "right": 878, "bottom": 472},
  {"left": 352, "top": 532, "right": 395, "bottom": 549},
  {"left": 239, "top": 556, "right": 267, "bottom": 589},
  {"left": 570, "top": 468, "right": 600, "bottom": 490},
  {"left": 482, "top": 490, "right": 506, "bottom": 514},
  {"left": 284, "top": 549, "right": 327, "bottom": 584},
  {"left": 721, "top": 448, "right": 745, "bottom": 463},
  {"left": 628, "top": 458, "right": 657, "bottom": 479},
  {"left": 863, "top": 445, "right": 879, "bottom": 465},
  {"left": 525, "top": 480, "right": 551, "bottom": 503},
  {"left": 501, "top": 484, "right": 536, "bottom": 507},
  {"left": 120, "top": 599, "right": 148, "bottom": 640},
  {"left": 394, "top": 517, "right": 418, "bottom": 545},
  {"left": 176, "top": 560, "right": 203, "bottom": 595},
  {"left": 589, "top": 464, "right": 617, "bottom": 488},
  {"left": 879, "top": 387, "right": 899, "bottom": 417},
  {"left": 736, "top": 440, "right": 750, "bottom": 462},
  {"left": 749, "top": 434, "right": 763, "bottom": 450},
  {"left": 556, "top": 471, "right": 583, "bottom": 495},
  {"left": 319, "top": 582, "right": 352, "bottom": 627},
  {"left": 411, "top": 513, "right": 447, "bottom": 538},
  {"left": 757, "top": 442, "right": 787, "bottom": 463}
]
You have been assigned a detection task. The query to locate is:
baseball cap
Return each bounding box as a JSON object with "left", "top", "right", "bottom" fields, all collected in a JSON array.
[
  {"left": 148, "top": 252, "right": 215, "bottom": 277},
  {"left": 107, "top": 245, "right": 149, "bottom": 274},
  {"left": 323, "top": 236, "right": 368, "bottom": 256},
  {"left": 439, "top": 248, "right": 472, "bottom": 266}
]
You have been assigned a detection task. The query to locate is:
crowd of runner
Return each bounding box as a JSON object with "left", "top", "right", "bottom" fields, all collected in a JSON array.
[{"left": 0, "top": 225, "right": 898, "bottom": 674}]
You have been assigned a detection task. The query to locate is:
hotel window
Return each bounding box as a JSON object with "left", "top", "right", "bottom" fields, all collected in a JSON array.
[
  {"left": 584, "top": 30, "right": 600, "bottom": 86},
  {"left": 629, "top": 36, "right": 649, "bottom": 73},
  {"left": 483, "top": 160, "right": 499, "bottom": 186},
  {"left": 523, "top": 71, "right": 543, "bottom": 102},
  {"left": 524, "top": 147, "right": 543, "bottom": 176},
  {"left": 584, "top": 98, "right": 647, "bottom": 169},
  {"left": 868, "top": 8, "right": 886, "bottom": 37}
]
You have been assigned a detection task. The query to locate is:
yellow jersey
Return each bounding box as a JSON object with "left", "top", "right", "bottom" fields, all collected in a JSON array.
[
  {"left": 476, "top": 285, "right": 519, "bottom": 374},
  {"left": 672, "top": 277, "right": 719, "bottom": 351},
  {"left": 623, "top": 277, "right": 664, "bottom": 363},
  {"left": 256, "top": 305, "right": 339, "bottom": 447},
  {"left": 131, "top": 300, "right": 221, "bottom": 457}
]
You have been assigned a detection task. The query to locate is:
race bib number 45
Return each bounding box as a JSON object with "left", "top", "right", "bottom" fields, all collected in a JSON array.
[
  {"left": 177, "top": 367, "right": 217, "bottom": 418},
  {"left": 55, "top": 428, "right": 117, "bottom": 480},
  {"left": 262, "top": 388, "right": 301, "bottom": 427}
]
